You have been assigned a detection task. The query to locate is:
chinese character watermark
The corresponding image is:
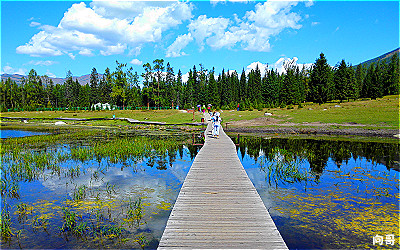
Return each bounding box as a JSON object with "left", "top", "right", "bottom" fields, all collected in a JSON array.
[
  {"left": 385, "top": 234, "right": 395, "bottom": 246},
  {"left": 373, "top": 234, "right": 396, "bottom": 246}
]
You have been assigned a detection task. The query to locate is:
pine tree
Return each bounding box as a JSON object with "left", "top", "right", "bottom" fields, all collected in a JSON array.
[
  {"left": 309, "top": 53, "right": 334, "bottom": 104},
  {"left": 239, "top": 69, "right": 247, "bottom": 101},
  {"left": 370, "top": 62, "right": 383, "bottom": 99},
  {"left": 334, "top": 59, "right": 348, "bottom": 102},
  {"left": 111, "top": 61, "right": 128, "bottom": 108},
  {"left": 176, "top": 69, "right": 183, "bottom": 108},
  {"left": 90, "top": 67, "right": 99, "bottom": 104},
  {"left": 346, "top": 65, "right": 358, "bottom": 101},
  {"left": 387, "top": 53, "right": 399, "bottom": 95},
  {"left": 253, "top": 64, "right": 263, "bottom": 104},
  {"left": 141, "top": 63, "right": 153, "bottom": 109},
  {"left": 362, "top": 63, "right": 374, "bottom": 98},
  {"left": 207, "top": 68, "right": 219, "bottom": 107},
  {"left": 165, "top": 62, "right": 175, "bottom": 108},
  {"left": 127, "top": 68, "right": 140, "bottom": 107},
  {"left": 355, "top": 64, "right": 365, "bottom": 98},
  {"left": 153, "top": 59, "right": 165, "bottom": 109}
]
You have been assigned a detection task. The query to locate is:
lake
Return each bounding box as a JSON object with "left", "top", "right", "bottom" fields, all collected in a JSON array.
[
  {"left": 234, "top": 136, "right": 399, "bottom": 249},
  {"left": 0, "top": 129, "right": 48, "bottom": 139},
  {"left": 1, "top": 131, "right": 398, "bottom": 249},
  {"left": 0, "top": 131, "right": 201, "bottom": 249}
]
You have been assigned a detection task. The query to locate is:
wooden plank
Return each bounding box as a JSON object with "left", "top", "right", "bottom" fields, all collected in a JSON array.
[{"left": 158, "top": 113, "right": 287, "bottom": 249}]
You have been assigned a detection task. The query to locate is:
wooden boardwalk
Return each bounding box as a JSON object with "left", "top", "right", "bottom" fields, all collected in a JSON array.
[{"left": 158, "top": 114, "right": 287, "bottom": 249}]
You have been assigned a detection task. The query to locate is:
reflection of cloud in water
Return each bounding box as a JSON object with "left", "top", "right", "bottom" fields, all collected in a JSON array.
[
  {"left": 41, "top": 158, "right": 192, "bottom": 239},
  {"left": 245, "top": 167, "right": 281, "bottom": 216},
  {"left": 169, "top": 159, "right": 190, "bottom": 182}
]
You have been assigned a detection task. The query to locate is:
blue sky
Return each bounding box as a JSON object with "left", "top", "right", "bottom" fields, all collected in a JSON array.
[{"left": 1, "top": 0, "right": 399, "bottom": 80}]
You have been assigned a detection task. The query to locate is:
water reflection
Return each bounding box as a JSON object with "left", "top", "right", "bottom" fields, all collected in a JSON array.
[
  {"left": 234, "top": 136, "right": 399, "bottom": 249},
  {"left": 0, "top": 129, "right": 48, "bottom": 139},
  {"left": 1, "top": 135, "right": 199, "bottom": 249}
]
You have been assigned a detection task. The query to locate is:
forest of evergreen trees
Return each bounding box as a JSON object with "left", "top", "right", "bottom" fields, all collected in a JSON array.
[{"left": 1, "top": 52, "right": 399, "bottom": 112}]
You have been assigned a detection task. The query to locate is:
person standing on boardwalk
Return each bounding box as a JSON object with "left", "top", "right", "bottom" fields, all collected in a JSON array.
[
  {"left": 212, "top": 112, "right": 222, "bottom": 138},
  {"left": 211, "top": 112, "right": 217, "bottom": 137}
]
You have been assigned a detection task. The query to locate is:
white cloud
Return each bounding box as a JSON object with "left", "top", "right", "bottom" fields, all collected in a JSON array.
[
  {"left": 311, "top": 21, "right": 320, "bottom": 26},
  {"left": 28, "top": 60, "right": 58, "bottom": 66},
  {"left": 2, "top": 65, "right": 27, "bottom": 75},
  {"left": 17, "top": 1, "right": 193, "bottom": 58},
  {"left": 245, "top": 1, "right": 301, "bottom": 30},
  {"left": 304, "top": 0, "right": 314, "bottom": 8},
  {"left": 29, "top": 21, "right": 41, "bottom": 27},
  {"left": 183, "top": 0, "right": 306, "bottom": 53},
  {"left": 188, "top": 15, "right": 230, "bottom": 51},
  {"left": 211, "top": 0, "right": 251, "bottom": 6},
  {"left": 166, "top": 33, "right": 193, "bottom": 57},
  {"left": 67, "top": 52, "right": 76, "bottom": 60},
  {"left": 79, "top": 48, "right": 94, "bottom": 56},
  {"left": 130, "top": 59, "right": 143, "bottom": 65},
  {"left": 16, "top": 31, "right": 63, "bottom": 57}
]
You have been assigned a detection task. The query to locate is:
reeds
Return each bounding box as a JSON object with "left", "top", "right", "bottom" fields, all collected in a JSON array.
[
  {"left": 0, "top": 206, "right": 13, "bottom": 239},
  {"left": 1, "top": 130, "right": 187, "bottom": 248},
  {"left": 260, "top": 147, "right": 308, "bottom": 185},
  {"left": 73, "top": 185, "right": 87, "bottom": 201},
  {"left": 126, "top": 197, "right": 145, "bottom": 228}
]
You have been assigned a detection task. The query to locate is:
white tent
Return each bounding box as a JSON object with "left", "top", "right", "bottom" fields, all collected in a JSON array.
[{"left": 92, "top": 103, "right": 112, "bottom": 110}]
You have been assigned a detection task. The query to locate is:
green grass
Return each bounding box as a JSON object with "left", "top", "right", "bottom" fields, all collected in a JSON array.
[
  {"left": 1, "top": 109, "right": 204, "bottom": 124},
  {"left": 1, "top": 96, "right": 398, "bottom": 130},
  {"left": 222, "top": 95, "right": 399, "bottom": 129}
]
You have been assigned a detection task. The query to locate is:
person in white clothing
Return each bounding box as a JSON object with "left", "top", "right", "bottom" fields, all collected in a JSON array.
[{"left": 213, "top": 112, "right": 222, "bottom": 138}]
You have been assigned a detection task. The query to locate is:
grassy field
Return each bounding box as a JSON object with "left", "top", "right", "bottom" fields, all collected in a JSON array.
[
  {"left": 1, "top": 95, "right": 399, "bottom": 129},
  {"left": 1, "top": 109, "right": 204, "bottom": 124},
  {"left": 222, "top": 95, "right": 399, "bottom": 129}
]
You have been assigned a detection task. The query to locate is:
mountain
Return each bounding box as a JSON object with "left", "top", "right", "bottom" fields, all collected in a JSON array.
[
  {"left": 0, "top": 73, "right": 99, "bottom": 85},
  {"left": 357, "top": 48, "right": 399, "bottom": 67}
]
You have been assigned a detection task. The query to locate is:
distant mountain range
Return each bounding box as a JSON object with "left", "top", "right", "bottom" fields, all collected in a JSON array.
[
  {"left": 357, "top": 47, "right": 399, "bottom": 67},
  {"left": 0, "top": 73, "right": 95, "bottom": 85}
]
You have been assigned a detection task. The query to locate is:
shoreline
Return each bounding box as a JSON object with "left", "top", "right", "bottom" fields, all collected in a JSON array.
[{"left": 225, "top": 125, "right": 399, "bottom": 139}]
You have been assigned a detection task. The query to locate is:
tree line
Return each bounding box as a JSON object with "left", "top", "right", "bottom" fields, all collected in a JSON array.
[{"left": 1, "top": 53, "right": 399, "bottom": 112}]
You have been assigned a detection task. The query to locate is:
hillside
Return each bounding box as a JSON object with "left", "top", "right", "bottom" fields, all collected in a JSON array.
[{"left": 357, "top": 47, "right": 399, "bottom": 67}]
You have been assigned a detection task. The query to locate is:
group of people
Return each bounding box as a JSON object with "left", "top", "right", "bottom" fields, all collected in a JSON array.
[
  {"left": 210, "top": 111, "right": 222, "bottom": 138},
  {"left": 198, "top": 104, "right": 212, "bottom": 113}
]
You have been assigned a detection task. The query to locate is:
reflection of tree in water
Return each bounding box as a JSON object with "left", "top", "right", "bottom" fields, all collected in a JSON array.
[
  {"left": 236, "top": 136, "right": 399, "bottom": 174},
  {"left": 187, "top": 145, "right": 201, "bottom": 160}
]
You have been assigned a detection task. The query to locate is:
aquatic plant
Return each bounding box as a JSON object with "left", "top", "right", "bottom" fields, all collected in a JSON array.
[
  {"left": 260, "top": 147, "right": 309, "bottom": 185},
  {"left": 0, "top": 179, "right": 20, "bottom": 199},
  {"left": 15, "top": 203, "right": 33, "bottom": 223},
  {"left": 73, "top": 185, "right": 87, "bottom": 201},
  {"left": 60, "top": 207, "right": 78, "bottom": 233},
  {"left": 31, "top": 214, "right": 49, "bottom": 231},
  {"left": 126, "top": 197, "right": 145, "bottom": 228},
  {"left": 0, "top": 206, "right": 13, "bottom": 239},
  {"left": 135, "top": 233, "right": 149, "bottom": 250},
  {"left": 105, "top": 182, "right": 116, "bottom": 197}
]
